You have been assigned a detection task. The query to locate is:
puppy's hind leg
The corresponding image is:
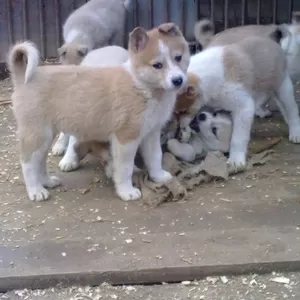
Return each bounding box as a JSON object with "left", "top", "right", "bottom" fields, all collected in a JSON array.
[
  {"left": 275, "top": 75, "right": 300, "bottom": 143},
  {"left": 52, "top": 132, "right": 70, "bottom": 156},
  {"left": 20, "top": 128, "right": 60, "bottom": 201}
]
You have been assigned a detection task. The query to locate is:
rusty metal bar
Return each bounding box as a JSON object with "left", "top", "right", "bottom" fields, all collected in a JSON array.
[
  {"left": 180, "top": 0, "right": 186, "bottom": 36},
  {"left": 22, "top": 0, "right": 28, "bottom": 40},
  {"left": 38, "top": 0, "right": 45, "bottom": 58},
  {"left": 148, "top": 0, "right": 153, "bottom": 29},
  {"left": 54, "top": 0, "right": 61, "bottom": 49},
  {"left": 224, "top": 0, "right": 229, "bottom": 29},
  {"left": 210, "top": 0, "right": 215, "bottom": 23},
  {"left": 6, "top": 0, "right": 13, "bottom": 45},
  {"left": 241, "top": 0, "right": 246, "bottom": 25},
  {"left": 272, "top": 0, "right": 278, "bottom": 23},
  {"left": 256, "top": 0, "right": 261, "bottom": 24},
  {"left": 288, "top": 0, "right": 294, "bottom": 22},
  {"left": 165, "top": 0, "right": 169, "bottom": 22},
  {"left": 133, "top": 0, "right": 139, "bottom": 27}
]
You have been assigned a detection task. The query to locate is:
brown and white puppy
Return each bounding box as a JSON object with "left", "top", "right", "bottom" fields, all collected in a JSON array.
[
  {"left": 8, "top": 23, "right": 190, "bottom": 202},
  {"left": 52, "top": 45, "right": 129, "bottom": 169},
  {"left": 188, "top": 33, "right": 300, "bottom": 173},
  {"left": 58, "top": 0, "right": 131, "bottom": 65},
  {"left": 194, "top": 12, "right": 300, "bottom": 118}
]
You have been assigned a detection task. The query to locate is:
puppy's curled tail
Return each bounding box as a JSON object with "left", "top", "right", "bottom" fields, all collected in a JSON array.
[
  {"left": 7, "top": 41, "right": 40, "bottom": 86},
  {"left": 194, "top": 19, "right": 215, "bottom": 48}
]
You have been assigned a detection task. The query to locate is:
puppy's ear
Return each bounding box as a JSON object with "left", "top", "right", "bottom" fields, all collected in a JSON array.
[
  {"left": 78, "top": 46, "right": 88, "bottom": 57},
  {"left": 292, "top": 11, "right": 300, "bottom": 24},
  {"left": 129, "top": 27, "right": 149, "bottom": 53},
  {"left": 158, "top": 23, "right": 182, "bottom": 37},
  {"left": 57, "top": 46, "right": 66, "bottom": 57}
]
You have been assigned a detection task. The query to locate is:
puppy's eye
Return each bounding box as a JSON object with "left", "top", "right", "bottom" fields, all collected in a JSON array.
[
  {"left": 213, "top": 112, "right": 218, "bottom": 117},
  {"left": 61, "top": 51, "right": 67, "bottom": 57},
  {"left": 153, "top": 62, "right": 163, "bottom": 69},
  {"left": 212, "top": 127, "right": 217, "bottom": 136},
  {"left": 175, "top": 55, "right": 182, "bottom": 62}
]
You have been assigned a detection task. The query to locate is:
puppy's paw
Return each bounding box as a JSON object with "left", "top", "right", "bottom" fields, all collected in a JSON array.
[
  {"left": 59, "top": 156, "right": 79, "bottom": 172},
  {"left": 42, "top": 175, "right": 61, "bottom": 188},
  {"left": 151, "top": 170, "right": 172, "bottom": 183},
  {"left": 289, "top": 127, "right": 300, "bottom": 143},
  {"left": 227, "top": 154, "right": 247, "bottom": 174},
  {"left": 52, "top": 142, "right": 67, "bottom": 156},
  {"left": 116, "top": 185, "right": 142, "bottom": 201},
  {"left": 27, "top": 186, "right": 50, "bottom": 201}
]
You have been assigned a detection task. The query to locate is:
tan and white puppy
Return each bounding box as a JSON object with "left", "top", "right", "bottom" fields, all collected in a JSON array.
[
  {"left": 187, "top": 34, "right": 300, "bottom": 173},
  {"left": 52, "top": 45, "right": 129, "bottom": 169},
  {"left": 194, "top": 13, "right": 300, "bottom": 118},
  {"left": 58, "top": 0, "right": 131, "bottom": 65},
  {"left": 167, "top": 109, "right": 232, "bottom": 162},
  {"left": 8, "top": 23, "right": 190, "bottom": 202}
]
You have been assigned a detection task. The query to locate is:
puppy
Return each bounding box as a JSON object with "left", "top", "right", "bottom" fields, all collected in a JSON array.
[
  {"left": 58, "top": 0, "right": 131, "bottom": 65},
  {"left": 187, "top": 32, "right": 300, "bottom": 173},
  {"left": 8, "top": 23, "right": 190, "bottom": 202},
  {"left": 52, "top": 45, "right": 129, "bottom": 168},
  {"left": 167, "top": 109, "right": 232, "bottom": 162},
  {"left": 194, "top": 13, "right": 300, "bottom": 118}
]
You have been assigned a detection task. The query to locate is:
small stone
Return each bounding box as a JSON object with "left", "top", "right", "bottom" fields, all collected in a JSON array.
[
  {"left": 181, "top": 281, "right": 191, "bottom": 286},
  {"left": 220, "top": 276, "right": 228, "bottom": 284},
  {"left": 270, "top": 277, "right": 290, "bottom": 284}
]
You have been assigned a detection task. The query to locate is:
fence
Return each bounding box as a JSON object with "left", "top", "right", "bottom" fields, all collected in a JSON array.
[{"left": 0, "top": 0, "right": 299, "bottom": 63}]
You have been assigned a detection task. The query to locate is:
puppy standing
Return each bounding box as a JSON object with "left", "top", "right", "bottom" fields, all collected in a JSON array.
[
  {"left": 8, "top": 23, "right": 190, "bottom": 202},
  {"left": 194, "top": 14, "right": 300, "bottom": 118},
  {"left": 187, "top": 34, "right": 300, "bottom": 172},
  {"left": 52, "top": 45, "right": 129, "bottom": 166},
  {"left": 58, "top": 0, "right": 131, "bottom": 65}
]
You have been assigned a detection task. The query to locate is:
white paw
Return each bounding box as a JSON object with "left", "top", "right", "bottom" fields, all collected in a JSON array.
[
  {"left": 59, "top": 156, "right": 79, "bottom": 172},
  {"left": 289, "top": 127, "right": 300, "bottom": 143},
  {"left": 42, "top": 175, "right": 61, "bottom": 188},
  {"left": 52, "top": 142, "right": 67, "bottom": 156},
  {"left": 116, "top": 185, "right": 142, "bottom": 201},
  {"left": 27, "top": 186, "right": 50, "bottom": 201},
  {"left": 151, "top": 170, "right": 173, "bottom": 183},
  {"left": 255, "top": 108, "right": 272, "bottom": 118},
  {"left": 227, "top": 154, "right": 247, "bottom": 174}
]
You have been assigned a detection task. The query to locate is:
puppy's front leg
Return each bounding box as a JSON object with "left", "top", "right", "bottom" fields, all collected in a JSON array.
[
  {"left": 227, "top": 93, "right": 255, "bottom": 173},
  {"left": 140, "top": 130, "right": 172, "bottom": 183},
  {"left": 111, "top": 135, "right": 141, "bottom": 201}
]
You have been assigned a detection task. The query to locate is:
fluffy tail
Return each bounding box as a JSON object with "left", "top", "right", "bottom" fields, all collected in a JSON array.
[
  {"left": 194, "top": 19, "right": 215, "bottom": 48},
  {"left": 7, "top": 41, "right": 40, "bottom": 86}
]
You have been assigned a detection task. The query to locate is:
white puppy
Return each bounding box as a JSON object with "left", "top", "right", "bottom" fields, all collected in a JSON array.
[
  {"left": 58, "top": 0, "right": 131, "bottom": 65},
  {"left": 8, "top": 23, "right": 190, "bottom": 202},
  {"left": 52, "top": 45, "right": 129, "bottom": 172},
  {"left": 187, "top": 34, "right": 300, "bottom": 173}
]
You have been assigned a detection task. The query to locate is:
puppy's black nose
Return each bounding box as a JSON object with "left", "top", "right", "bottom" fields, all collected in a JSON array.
[
  {"left": 172, "top": 77, "right": 183, "bottom": 87},
  {"left": 198, "top": 113, "right": 207, "bottom": 121}
]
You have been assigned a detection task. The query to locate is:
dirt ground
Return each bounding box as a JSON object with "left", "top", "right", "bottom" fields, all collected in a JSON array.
[
  {"left": 1, "top": 79, "right": 300, "bottom": 292},
  {"left": 1, "top": 272, "right": 300, "bottom": 300}
]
